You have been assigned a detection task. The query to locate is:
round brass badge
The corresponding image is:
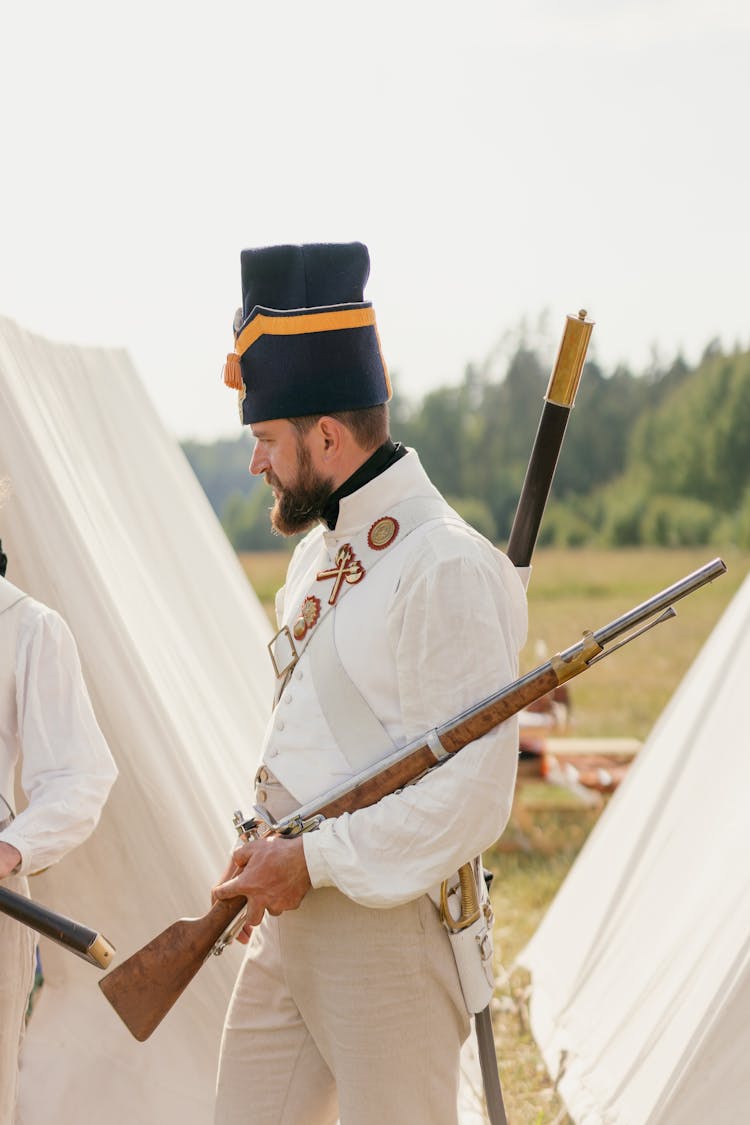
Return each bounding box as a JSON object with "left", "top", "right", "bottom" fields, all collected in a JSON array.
[{"left": 367, "top": 516, "right": 400, "bottom": 551}]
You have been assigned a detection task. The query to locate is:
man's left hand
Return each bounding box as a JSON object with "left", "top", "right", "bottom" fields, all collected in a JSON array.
[{"left": 213, "top": 835, "right": 311, "bottom": 934}]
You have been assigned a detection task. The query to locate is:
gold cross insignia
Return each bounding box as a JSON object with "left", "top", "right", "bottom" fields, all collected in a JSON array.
[{"left": 316, "top": 544, "right": 366, "bottom": 605}]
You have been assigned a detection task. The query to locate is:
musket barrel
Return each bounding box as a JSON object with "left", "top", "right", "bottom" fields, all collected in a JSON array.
[
  {"left": 540, "top": 558, "right": 727, "bottom": 677},
  {"left": 0, "top": 884, "right": 115, "bottom": 968},
  {"left": 585, "top": 557, "right": 726, "bottom": 650}
]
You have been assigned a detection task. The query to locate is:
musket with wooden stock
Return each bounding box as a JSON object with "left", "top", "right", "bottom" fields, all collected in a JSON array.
[
  {"left": 99, "top": 555, "right": 727, "bottom": 1041},
  {"left": 0, "top": 884, "right": 115, "bottom": 968}
]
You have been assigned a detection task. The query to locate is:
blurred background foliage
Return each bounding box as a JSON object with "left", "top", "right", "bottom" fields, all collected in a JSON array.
[{"left": 182, "top": 322, "right": 750, "bottom": 552}]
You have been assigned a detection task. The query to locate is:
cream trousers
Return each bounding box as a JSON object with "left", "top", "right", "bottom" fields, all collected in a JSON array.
[
  {"left": 214, "top": 777, "right": 469, "bottom": 1125},
  {"left": 0, "top": 875, "right": 35, "bottom": 1125}
]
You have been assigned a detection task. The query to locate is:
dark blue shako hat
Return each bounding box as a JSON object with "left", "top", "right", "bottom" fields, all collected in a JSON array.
[{"left": 223, "top": 242, "right": 391, "bottom": 425}]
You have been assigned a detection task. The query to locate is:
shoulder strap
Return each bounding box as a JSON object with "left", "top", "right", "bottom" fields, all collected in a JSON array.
[
  {"left": 305, "top": 501, "right": 467, "bottom": 773},
  {"left": 309, "top": 611, "right": 396, "bottom": 769}
]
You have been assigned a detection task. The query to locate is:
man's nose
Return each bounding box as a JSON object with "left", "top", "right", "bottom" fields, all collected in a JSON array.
[{"left": 249, "top": 444, "right": 266, "bottom": 476}]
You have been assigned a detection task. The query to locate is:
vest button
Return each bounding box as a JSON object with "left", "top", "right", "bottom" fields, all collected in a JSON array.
[{"left": 276, "top": 719, "right": 285, "bottom": 731}]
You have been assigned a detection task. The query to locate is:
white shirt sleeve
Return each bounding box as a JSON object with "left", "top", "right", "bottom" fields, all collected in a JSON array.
[
  {"left": 303, "top": 539, "right": 528, "bottom": 907},
  {"left": 0, "top": 603, "right": 118, "bottom": 875}
]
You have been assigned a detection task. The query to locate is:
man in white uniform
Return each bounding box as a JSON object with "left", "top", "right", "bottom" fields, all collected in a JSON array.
[
  {"left": 0, "top": 506, "right": 118, "bottom": 1122},
  {"left": 213, "top": 243, "right": 527, "bottom": 1124}
]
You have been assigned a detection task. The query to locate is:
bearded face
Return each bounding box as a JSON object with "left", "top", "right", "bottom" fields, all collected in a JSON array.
[{"left": 266, "top": 435, "right": 335, "bottom": 536}]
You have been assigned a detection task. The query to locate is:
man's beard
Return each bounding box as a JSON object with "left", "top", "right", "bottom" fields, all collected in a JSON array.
[{"left": 268, "top": 440, "right": 334, "bottom": 536}]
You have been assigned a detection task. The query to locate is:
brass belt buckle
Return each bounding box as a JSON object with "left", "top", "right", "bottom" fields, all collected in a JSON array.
[{"left": 267, "top": 625, "right": 299, "bottom": 679}]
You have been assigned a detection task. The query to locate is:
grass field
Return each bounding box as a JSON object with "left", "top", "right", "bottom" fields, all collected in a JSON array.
[
  {"left": 518, "top": 546, "right": 746, "bottom": 740},
  {"left": 239, "top": 545, "right": 749, "bottom": 1123}
]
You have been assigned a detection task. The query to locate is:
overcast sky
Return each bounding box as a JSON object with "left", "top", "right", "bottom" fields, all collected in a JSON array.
[{"left": 1, "top": 0, "right": 748, "bottom": 440}]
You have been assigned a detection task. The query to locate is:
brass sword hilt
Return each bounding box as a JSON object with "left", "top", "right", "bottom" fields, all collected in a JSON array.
[{"left": 439, "top": 862, "right": 481, "bottom": 933}]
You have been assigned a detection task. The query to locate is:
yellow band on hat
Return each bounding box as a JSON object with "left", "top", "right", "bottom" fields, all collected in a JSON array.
[{"left": 235, "top": 306, "right": 377, "bottom": 358}]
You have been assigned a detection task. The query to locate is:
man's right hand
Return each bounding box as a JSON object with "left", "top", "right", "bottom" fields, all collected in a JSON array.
[{"left": 214, "top": 834, "right": 311, "bottom": 933}]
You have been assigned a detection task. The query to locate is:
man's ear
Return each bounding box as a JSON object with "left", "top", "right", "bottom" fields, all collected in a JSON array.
[{"left": 316, "top": 416, "right": 345, "bottom": 460}]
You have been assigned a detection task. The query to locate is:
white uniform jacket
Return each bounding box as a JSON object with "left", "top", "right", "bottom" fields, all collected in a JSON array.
[
  {"left": 259, "top": 451, "right": 528, "bottom": 909},
  {"left": 0, "top": 576, "right": 118, "bottom": 875}
]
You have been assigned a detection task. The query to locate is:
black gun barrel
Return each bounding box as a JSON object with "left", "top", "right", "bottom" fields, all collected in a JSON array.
[{"left": 0, "top": 884, "right": 115, "bottom": 968}]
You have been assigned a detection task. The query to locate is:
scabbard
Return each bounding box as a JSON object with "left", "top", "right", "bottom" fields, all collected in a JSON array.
[
  {"left": 506, "top": 399, "right": 572, "bottom": 566},
  {"left": 0, "top": 884, "right": 115, "bottom": 968},
  {"left": 475, "top": 1005, "right": 508, "bottom": 1125},
  {"left": 506, "top": 310, "right": 594, "bottom": 567}
]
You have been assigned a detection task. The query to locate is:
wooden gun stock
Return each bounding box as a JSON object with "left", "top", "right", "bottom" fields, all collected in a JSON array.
[
  {"left": 98, "top": 893, "right": 245, "bottom": 1041},
  {"left": 99, "top": 557, "right": 726, "bottom": 1040}
]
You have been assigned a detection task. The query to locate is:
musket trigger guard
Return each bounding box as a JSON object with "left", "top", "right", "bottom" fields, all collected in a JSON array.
[{"left": 212, "top": 905, "right": 248, "bottom": 956}]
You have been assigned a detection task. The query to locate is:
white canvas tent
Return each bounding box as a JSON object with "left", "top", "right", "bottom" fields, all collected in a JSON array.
[
  {"left": 519, "top": 568, "right": 750, "bottom": 1125},
  {"left": 0, "top": 315, "right": 274, "bottom": 1122},
  {"left": 0, "top": 317, "right": 490, "bottom": 1124}
]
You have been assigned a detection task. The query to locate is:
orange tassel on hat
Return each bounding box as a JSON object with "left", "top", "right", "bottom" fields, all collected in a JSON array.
[{"left": 223, "top": 352, "right": 243, "bottom": 390}]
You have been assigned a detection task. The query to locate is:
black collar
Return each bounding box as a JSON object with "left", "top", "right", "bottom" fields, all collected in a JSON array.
[{"left": 322, "top": 440, "right": 407, "bottom": 530}]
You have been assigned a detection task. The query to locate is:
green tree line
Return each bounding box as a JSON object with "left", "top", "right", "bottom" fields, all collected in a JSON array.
[{"left": 182, "top": 335, "right": 750, "bottom": 551}]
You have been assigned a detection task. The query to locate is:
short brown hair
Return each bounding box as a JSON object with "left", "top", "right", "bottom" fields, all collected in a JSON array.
[{"left": 290, "top": 404, "right": 389, "bottom": 452}]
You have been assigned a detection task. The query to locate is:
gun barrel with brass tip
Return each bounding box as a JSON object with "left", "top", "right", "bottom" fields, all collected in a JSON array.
[{"left": 0, "top": 885, "right": 115, "bottom": 968}]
